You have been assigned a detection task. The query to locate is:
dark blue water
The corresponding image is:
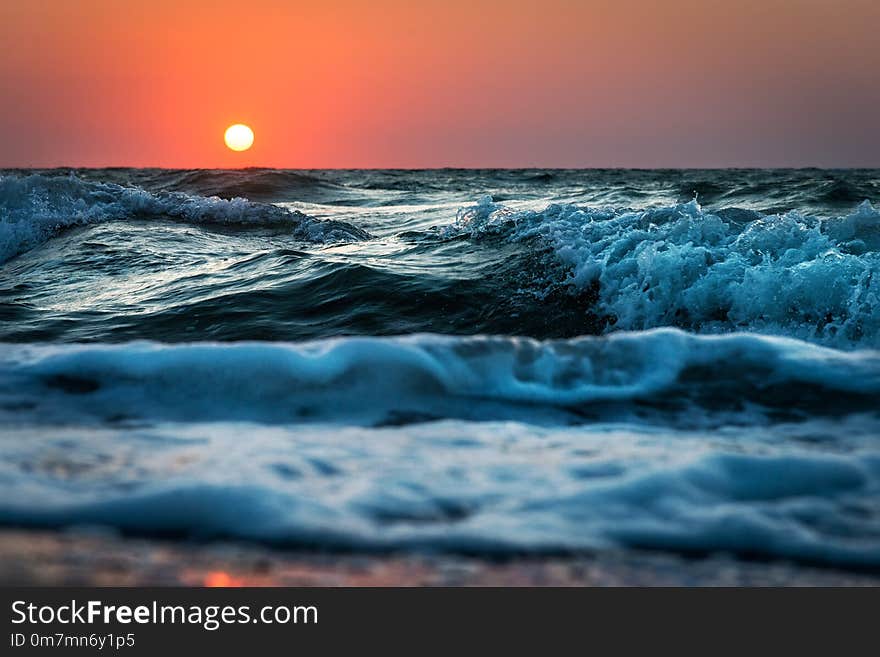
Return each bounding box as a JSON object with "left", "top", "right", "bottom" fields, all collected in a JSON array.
[{"left": 1, "top": 168, "right": 879, "bottom": 568}]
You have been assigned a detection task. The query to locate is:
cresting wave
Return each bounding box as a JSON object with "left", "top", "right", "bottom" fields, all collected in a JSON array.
[
  {"left": 0, "top": 173, "right": 370, "bottom": 263},
  {"left": 0, "top": 331, "right": 878, "bottom": 567},
  {"left": 446, "top": 197, "right": 880, "bottom": 348},
  {"left": 2, "top": 330, "right": 878, "bottom": 426},
  {"left": 3, "top": 172, "right": 878, "bottom": 349}
]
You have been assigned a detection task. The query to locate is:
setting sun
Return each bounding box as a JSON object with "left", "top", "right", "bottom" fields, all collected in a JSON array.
[{"left": 224, "top": 124, "right": 254, "bottom": 152}]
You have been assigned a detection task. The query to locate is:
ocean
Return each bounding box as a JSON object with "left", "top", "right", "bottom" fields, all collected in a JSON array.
[{"left": 1, "top": 168, "right": 878, "bottom": 569}]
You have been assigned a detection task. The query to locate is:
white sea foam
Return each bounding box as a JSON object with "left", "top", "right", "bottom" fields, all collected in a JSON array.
[
  {"left": 448, "top": 197, "right": 880, "bottom": 348},
  {"left": 1, "top": 330, "right": 877, "bottom": 426},
  {"left": 0, "top": 418, "right": 877, "bottom": 566},
  {"left": 0, "top": 173, "right": 369, "bottom": 263}
]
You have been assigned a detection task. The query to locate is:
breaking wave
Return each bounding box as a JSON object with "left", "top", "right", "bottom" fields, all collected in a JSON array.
[
  {"left": 2, "top": 330, "right": 878, "bottom": 426},
  {"left": 445, "top": 197, "right": 880, "bottom": 348},
  {"left": 1, "top": 330, "right": 878, "bottom": 567},
  {"left": 0, "top": 173, "right": 369, "bottom": 263}
]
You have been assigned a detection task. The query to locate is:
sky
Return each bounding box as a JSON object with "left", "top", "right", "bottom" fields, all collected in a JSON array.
[{"left": 1, "top": 0, "right": 878, "bottom": 168}]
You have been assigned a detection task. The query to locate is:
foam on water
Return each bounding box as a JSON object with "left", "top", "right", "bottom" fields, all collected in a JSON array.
[
  {"left": 445, "top": 197, "right": 880, "bottom": 348},
  {"left": 0, "top": 417, "right": 878, "bottom": 566},
  {"left": 0, "top": 173, "right": 369, "bottom": 263},
  {"left": 1, "top": 330, "right": 878, "bottom": 426}
]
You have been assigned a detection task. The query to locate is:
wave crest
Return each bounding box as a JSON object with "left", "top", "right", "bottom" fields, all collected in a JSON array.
[
  {"left": 447, "top": 197, "right": 880, "bottom": 348},
  {"left": 145, "top": 169, "right": 350, "bottom": 202},
  {"left": 0, "top": 173, "right": 369, "bottom": 263},
  {"left": 1, "top": 331, "right": 878, "bottom": 566},
  {"left": 2, "top": 330, "right": 877, "bottom": 426}
]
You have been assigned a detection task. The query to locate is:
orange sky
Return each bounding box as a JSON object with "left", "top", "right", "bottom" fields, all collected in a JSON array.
[{"left": 1, "top": 0, "right": 878, "bottom": 167}]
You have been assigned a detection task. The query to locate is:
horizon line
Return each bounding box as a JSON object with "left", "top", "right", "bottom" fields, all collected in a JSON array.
[{"left": 3, "top": 165, "right": 879, "bottom": 172}]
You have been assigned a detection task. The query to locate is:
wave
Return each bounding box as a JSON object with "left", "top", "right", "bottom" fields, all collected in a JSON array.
[
  {"left": 4, "top": 172, "right": 879, "bottom": 348},
  {"left": 444, "top": 197, "right": 880, "bottom": 348},
  {"left": 2, "top": 447, "right": 878, "bottom": 567},
  {"left": 144, "top": 168, "right": 355, "bottom": 202},
  {"left": 0, "top": 399, "right": 878, "bottom": 567},
  {"left": 1, "top": 330, "right": 878, "bottom": 567},
  {"left": 671, "top": 172, "right": 879, "bottom": 210},
  {"left": 2, "top": 330, "right": 878, "bottom": 427},
  {"left": 0, "top": 173, "right": 370, "bottom": 263}
]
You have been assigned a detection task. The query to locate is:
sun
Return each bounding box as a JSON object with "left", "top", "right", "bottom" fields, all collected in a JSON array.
[{"left": 224, "top": 124, "right": 254, "bottom": 152}]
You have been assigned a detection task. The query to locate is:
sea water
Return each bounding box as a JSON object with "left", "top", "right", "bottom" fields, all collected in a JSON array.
[{"left": 1, "top": 168, "right": 878, "bottom": 568}]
